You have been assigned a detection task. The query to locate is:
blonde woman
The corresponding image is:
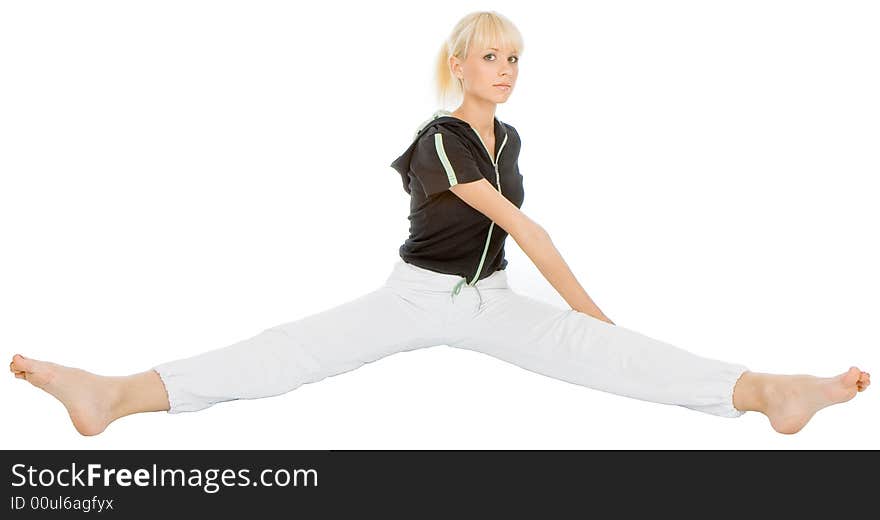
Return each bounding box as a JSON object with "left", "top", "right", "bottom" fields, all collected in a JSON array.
[{"left": 9, "top": 11, "right": 870, "bottom": 436}]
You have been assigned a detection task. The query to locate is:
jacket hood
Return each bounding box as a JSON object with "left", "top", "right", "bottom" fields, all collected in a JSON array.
[{"left": 390, "top": 110, "right": 507, "bottom": 195}]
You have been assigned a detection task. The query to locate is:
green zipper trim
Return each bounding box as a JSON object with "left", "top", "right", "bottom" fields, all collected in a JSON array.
[
  {"left": 467, "top": 127, "right": 509, "bottom": 286},
  {"left": 423, "top": 110, "right": 510, "bottom": 293}
]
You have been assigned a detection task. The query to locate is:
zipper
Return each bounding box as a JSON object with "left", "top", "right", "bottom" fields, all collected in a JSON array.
[{"left": 467, "top": 127, "right": 508, "bottom": 286}]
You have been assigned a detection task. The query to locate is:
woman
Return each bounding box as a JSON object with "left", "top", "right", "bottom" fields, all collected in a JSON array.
[{"left": 9, "top": 11, "right": 870, "bottom": 436}]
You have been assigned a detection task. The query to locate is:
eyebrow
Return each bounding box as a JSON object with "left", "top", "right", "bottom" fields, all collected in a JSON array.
[{"left": 486, "top": 47, "right": 517, "bottom": 53}]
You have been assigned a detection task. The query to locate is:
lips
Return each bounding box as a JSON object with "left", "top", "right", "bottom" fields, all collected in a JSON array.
[{"left": 493, "top": 84, "right": 511, "bottom": 87}]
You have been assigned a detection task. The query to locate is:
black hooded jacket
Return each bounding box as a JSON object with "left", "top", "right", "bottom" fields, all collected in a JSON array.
[{"left": 390, "top": 110, "right": 525, "bottom": 284}]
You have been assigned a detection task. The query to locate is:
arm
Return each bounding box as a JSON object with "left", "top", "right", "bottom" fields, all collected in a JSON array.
[{"left": 449, "top": 179, "right": 615, "bottom": 325}]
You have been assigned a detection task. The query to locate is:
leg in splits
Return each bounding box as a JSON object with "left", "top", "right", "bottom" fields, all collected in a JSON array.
[
  {"left": 446, "top": 284, "right": 871, "bottom": 434},
  {"left": 9, "top": 274, "right": 446, "bottom": 435}
]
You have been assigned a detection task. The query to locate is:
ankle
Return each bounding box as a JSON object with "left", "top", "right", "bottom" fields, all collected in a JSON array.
[
  {"left": 733, "top": 371, "right": 770, "bottom": 413},
  {"left": 106, "top": 375, "right": 131, "bottom": 419},
  {"left": 111, "top": 370, "right": 171, "bottom": 418}
]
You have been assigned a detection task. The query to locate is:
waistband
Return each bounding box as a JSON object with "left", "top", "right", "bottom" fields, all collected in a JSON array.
[{"left": 385, "top": 260, "right": 509, "bottom": 310}]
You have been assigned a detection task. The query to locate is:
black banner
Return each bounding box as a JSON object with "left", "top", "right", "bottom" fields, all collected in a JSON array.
[{"left": 2, "top": 450, "right": 875, "bottom": 517}]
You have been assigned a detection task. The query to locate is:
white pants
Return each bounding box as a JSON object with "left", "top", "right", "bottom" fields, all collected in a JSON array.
[{"left": 152, "top": 260, "right": 749, "bottom": 418}]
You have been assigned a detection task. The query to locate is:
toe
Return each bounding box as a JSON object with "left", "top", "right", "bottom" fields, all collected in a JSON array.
[
  {"left": 841, "top": 367, "right": 861, "bottom": 386},
  {"left": 11, "top": 355, "right": 34, "bottom": 373}
]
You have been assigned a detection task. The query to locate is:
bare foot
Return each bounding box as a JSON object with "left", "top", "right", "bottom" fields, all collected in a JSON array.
[
  {"left": 9, "top": 353, "right": 123, "bottom": 436},
  {"left": 762, "top": 366, "right": 871, "bottom": 435}
]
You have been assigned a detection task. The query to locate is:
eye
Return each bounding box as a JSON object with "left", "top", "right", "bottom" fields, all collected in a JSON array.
[{"left": 484, "top": 53, "right": 519, "bottom": 64}]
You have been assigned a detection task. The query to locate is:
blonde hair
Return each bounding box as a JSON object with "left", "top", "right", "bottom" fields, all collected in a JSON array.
[{"left": 435, "top": 11, "right": 524, "bottom": 107}]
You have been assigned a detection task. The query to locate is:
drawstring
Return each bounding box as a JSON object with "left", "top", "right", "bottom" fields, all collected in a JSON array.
[{"left": 451, "top": 277, "right": 483, "bottom": 310}]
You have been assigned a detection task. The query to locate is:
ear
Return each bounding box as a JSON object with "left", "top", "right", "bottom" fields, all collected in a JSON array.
[{"left": 448, "top": 55, "right": 462, "bottom": 79}]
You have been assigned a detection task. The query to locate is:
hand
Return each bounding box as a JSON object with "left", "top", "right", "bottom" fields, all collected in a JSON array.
[
  {"left": 598, "top": 314, "right": 615, "bottom": 326},
  {"left": 572, "top": 308, "right": 615, "bottom": 325}
]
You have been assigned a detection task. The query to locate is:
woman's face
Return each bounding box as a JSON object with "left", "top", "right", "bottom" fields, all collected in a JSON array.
[{"left": 451, "top": 44, "right": 519, "bottom": 103}]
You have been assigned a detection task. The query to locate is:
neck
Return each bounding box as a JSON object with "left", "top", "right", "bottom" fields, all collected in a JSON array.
[{"left": 451, "top": 98, "right": 496, "bottom": 135}]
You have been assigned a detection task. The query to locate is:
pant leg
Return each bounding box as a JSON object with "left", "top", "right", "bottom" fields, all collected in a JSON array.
[
  {"left": 152, "top": 281, "right": 446, "bottom": 414},
  {"left": 449, "top": 287, "right": 750, "bottom": 418}
]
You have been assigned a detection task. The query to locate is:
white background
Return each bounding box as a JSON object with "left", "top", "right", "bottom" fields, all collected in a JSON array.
[{"left": 1, "top": 0, "right": 877, "bottom": 449}]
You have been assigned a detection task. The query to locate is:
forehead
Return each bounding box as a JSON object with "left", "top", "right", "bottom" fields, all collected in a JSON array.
[{"left": 472, "top": 41, "right": 518, "bottom": 56}]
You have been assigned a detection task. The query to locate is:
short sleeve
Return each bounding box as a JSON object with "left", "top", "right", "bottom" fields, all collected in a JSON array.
[{"left": 410, "top": 131, "right": 485, "bottom": 197}]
